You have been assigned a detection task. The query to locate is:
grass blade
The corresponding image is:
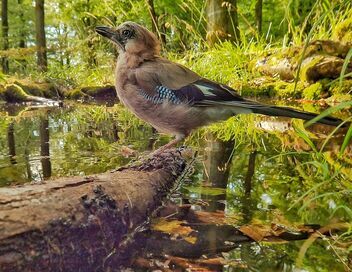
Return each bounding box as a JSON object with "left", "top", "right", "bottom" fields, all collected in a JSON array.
[
  {"left": 293, "top": 124, "right": 317, "bottom": 152},
  {"left": 339, "top": 48, "right": 352, "bottom": 89},
  {"left": 304, "top": 100, "right": 352, "bottom": 127},
  {"left": 340, "top": 123, "right": 352, "bottom": 155}
]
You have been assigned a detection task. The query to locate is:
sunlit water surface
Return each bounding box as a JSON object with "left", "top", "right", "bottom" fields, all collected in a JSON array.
[{"left": 0, "top": 102, "right": 351, "bottom": 271}]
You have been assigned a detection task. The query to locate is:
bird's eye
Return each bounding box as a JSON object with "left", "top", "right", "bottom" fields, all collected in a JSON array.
[{"left": 122, "top": 29, "right": 131, "bottom": 37}]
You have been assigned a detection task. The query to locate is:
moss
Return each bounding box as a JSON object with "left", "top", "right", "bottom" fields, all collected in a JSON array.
[
  {"left": 65, "top": 88, "right": 87, "bottom": 100},
  {"left": 276, "top": 81, "right": 305, "bottom": 99},
  {"left": 3, "top": 84, "right": 30, "bottom": 102},
  {"left": 302, "top": 82, "right": 323, "bottom": 100},
  {"left": 234, "top": 77, "right": 311, "bottom": 100},
  {"left": 301, "top": 102, "right": 321, "bottom": 113},
  {"left": 326, "top": 93, "right": 352, "bottom": 103},
  {"left": 285, "top": 46, "right": 302, "bottom": 60},
  {"left": 329, "top": 79, "right": 352, "bottom": 95},
  {"left": 240, "top": 85, "right": 273, "bottom": 97},
  {"left": 273, "top": 81, "right": 291, "bottom": 96},
  {"left": 237, "top": 77, "right": 280, "bottom": 97},
  {"left": 64, "top": 85, "right": 116, "bottom": 100},
  {"left": 13, "top": 80, "right": 60, "bottom": 99},
  {"left": 299, "top": 55, "right": 325, "bottom": 82},
  {"left": 81, "top": 85, "right": 116, "bottom": 99},
  {"left": 333, "top": 17, "right": 352, "bottom": 44},
  {"left": 239, "top": 77, "right": 350, "bottom": 101},
  {"left": 0, "top": 84, "right": 5, "bottom": 100}
]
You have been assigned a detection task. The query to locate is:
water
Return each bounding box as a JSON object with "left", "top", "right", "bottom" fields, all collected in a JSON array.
[{"left": 0, "top": 102, "right": 351, "bottom": 271}]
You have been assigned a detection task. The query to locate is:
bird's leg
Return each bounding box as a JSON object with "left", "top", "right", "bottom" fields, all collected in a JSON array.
[{"left": 152, "top": 134, "right": 185, "bottom": 156}]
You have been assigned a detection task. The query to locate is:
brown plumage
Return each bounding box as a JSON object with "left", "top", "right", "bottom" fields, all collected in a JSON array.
[{"left": 96, "top": 22, "right": 344, "bottom": 152}]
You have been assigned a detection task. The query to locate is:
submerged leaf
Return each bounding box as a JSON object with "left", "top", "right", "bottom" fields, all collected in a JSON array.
[{"left": 152, "top": 218, "right": 197, "bottom": 244}]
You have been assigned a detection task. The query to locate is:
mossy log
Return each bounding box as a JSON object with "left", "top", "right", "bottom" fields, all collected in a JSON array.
[
  {"left": 65, "top": 85, "right": 117, "bottom": 101},
  {"left": 255, "top": 40, "right": 352, "bottom": 82},
  {"left": 13, "top": 80, "right": 62, "bottom": 100},
  {"left": 0, "top": 149, "right": 186, "bottom": 271},
  {"left": 0, "top": 84, "right": 59, "bottom": 103}
]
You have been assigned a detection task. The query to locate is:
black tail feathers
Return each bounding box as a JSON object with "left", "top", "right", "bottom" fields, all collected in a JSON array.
[{"left": 252, "top": 105, "right": 344, "bottom": 127}]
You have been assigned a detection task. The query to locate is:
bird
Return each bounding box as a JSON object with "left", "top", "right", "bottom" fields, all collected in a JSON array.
[{"left": 96, "top": 22, "right": 344, "bottom": 153}]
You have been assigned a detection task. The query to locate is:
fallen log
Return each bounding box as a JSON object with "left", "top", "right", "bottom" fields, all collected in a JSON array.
[
  {"left": 0, "top": 84, "right": 59, "bottom": 104},
  {"left": 255, "top": 40, "right": 352, "bottom": 82},
  {"left": 0, "top": 149, "right": 186, "bottom": 271},
  {"left": 64, "top": 85, "right": 118, "bottom": 101}
]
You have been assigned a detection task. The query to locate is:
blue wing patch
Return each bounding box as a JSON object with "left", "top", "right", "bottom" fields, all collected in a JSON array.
[
  {"left": 139, "top": 79, "right": 243, "bottom": 106},
  {"left": 139, "top": 86, "right": 183, "bottom": 105}
]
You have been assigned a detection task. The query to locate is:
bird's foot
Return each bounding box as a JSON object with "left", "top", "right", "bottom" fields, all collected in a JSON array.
[{"left": 150, "top": 138, "right": 182, "bottom": 157}]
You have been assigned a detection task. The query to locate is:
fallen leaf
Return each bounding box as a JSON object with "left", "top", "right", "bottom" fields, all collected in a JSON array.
[
  {"left": 152, "top": 218, "right": 198, "bottom": 244},
  {"left": 240, "top": 222, "right": 287, "bottom": 242}
]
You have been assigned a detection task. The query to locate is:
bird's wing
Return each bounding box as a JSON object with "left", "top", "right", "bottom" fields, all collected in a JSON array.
[
  {"left": 134, "top": 58, "right": 345, "bottom": 127},
  {"left": 135, "top": 58, "right": 244, "bottom": 106}
]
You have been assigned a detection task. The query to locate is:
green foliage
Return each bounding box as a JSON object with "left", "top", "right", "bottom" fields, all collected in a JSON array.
[{"left": 332, "top": 13, "right": 352, "bottom": 43}]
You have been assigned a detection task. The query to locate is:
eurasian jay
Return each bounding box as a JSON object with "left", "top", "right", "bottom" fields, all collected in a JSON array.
[{"left": 96, "top": 22, "right": 344, "bottom": 152}]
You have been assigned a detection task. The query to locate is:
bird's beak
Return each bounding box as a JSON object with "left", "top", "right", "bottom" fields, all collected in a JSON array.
[{"left": 96, "top": 26, "right": 121, "bottom": 45}]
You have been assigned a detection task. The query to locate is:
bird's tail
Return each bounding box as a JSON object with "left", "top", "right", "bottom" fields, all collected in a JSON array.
[
  {"left": 202, "top": 99, "right": 345, "bottom": 127},
  {"left": 251, "top": 104, "right": 343, "bottom": 127}
]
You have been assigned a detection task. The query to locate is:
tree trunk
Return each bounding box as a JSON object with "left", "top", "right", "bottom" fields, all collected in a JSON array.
[
  {"left": 244, "top": 151, "right": 257, "bottom": 195},
  {"left": 146, "top": 0, "right": 157, "bottom": 34},
  {"left": 63, "top": 25, "right": 70, "bottom": 66},
  {"left": 1, "top": 0, "right": 9, "bottom": 73},
  {"left": 0, "top": 149, "right": 187, "bottom": 271},
  {"left": 35, "top": 0, "right": 47, "bottom": 72},
  {"left": 255, "top": 0, "right": 263, "bottom": 35},
  {"left": 7, "top": 122, "right": 16, "bottom": 164},
  {"left": 40, "top": 117, "right": 51, "bottom": 179},
  {"left": 206, "top": 0, "right": 240, "bottom": 45},
  {"left": 202, "top": 133, "right": 234, "bottom": 212},
  {"left": 203, "top": 133, "right": 234, "bottom": 188},
  {"left": 18, "top": 0, "right": 27, "bottom": 71},
  {"left": 146, "top": 0, "right": 166, "bottom": 46},
  {"left": 86, "top": 26, "right": 97, "bottom": 67},
  {"left": 229, "top": 0, "right": 240, "bottom": 43},
  {"left": 83, "top": 0, "right": 97, "bottom": 67}
]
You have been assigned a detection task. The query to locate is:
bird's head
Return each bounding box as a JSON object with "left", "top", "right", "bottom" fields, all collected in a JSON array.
[{"left": 96, "top": 22, "right": 160, "bottom": 59}]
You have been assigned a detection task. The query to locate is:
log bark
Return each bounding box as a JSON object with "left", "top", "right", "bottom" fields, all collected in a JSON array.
[{"left": 0, "top": 149, "right": 186, "bottom": 271}]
